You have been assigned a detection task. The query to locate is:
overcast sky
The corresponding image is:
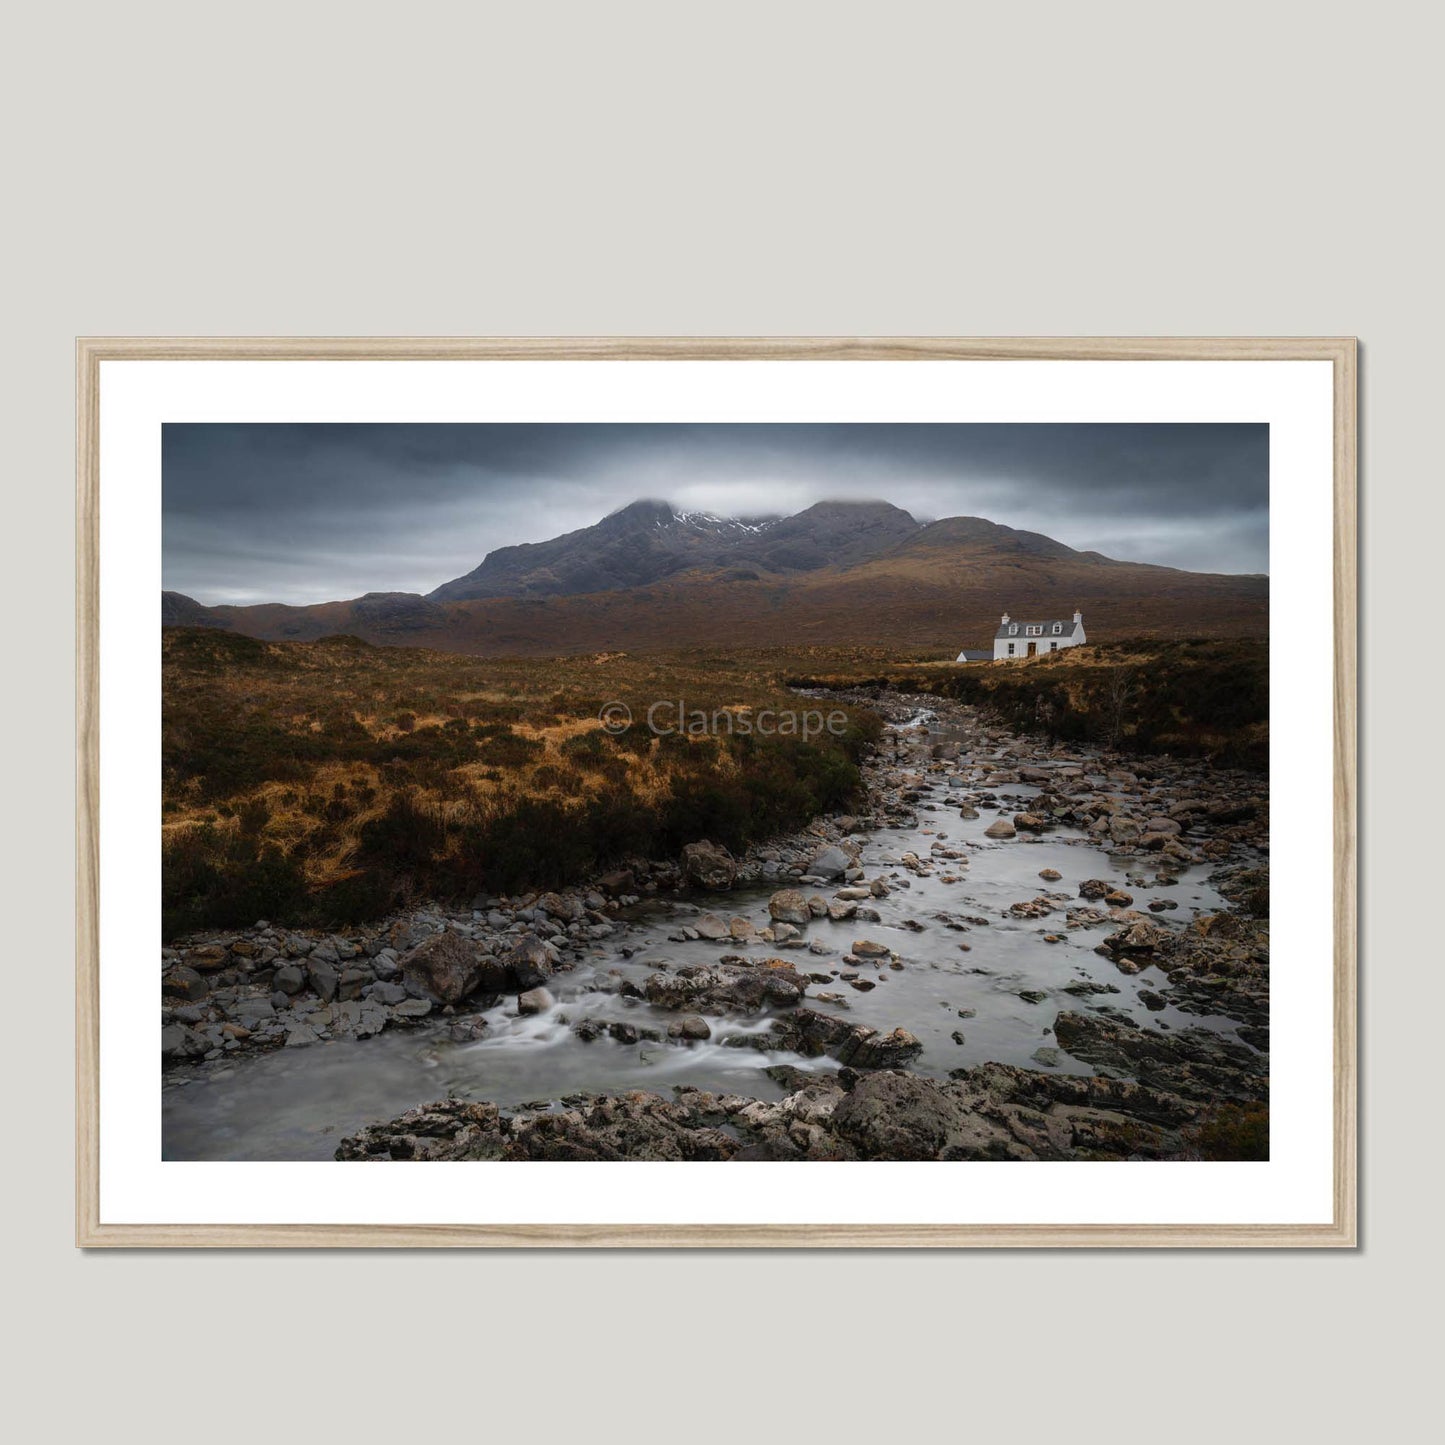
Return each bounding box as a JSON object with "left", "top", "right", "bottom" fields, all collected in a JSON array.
[{"left": 163, "top": 423, "right": 1269, "bottom": 605}]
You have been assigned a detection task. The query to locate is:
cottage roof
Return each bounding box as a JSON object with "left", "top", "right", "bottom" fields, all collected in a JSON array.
[{"left": 995, "top": 616, "right": 1082, "bottom": 641}]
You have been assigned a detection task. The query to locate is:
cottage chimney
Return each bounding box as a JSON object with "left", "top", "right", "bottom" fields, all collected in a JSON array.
[
  {"left": 1001, "top": 612, "right": 1010, "bottom": 624},
  {"left": 1073, "top": 609, "right": 1082, "bottom": 623}
]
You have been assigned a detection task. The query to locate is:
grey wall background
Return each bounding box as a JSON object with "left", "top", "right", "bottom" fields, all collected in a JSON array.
[{"left": 5, "top": 1, "right": 1434, "bottom": 1440}]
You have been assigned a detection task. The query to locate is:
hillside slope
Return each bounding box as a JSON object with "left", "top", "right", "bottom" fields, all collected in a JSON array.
[{"left": 165, "top": 501, "right": 1268, "bottom": 655}]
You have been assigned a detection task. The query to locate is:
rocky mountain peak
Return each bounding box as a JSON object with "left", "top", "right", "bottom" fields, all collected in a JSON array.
[{"left": 426, "top": 496, "right": 922, "bottom": 602}]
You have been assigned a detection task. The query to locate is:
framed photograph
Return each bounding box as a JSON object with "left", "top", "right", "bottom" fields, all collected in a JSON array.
[{"left": 76, "top": 337, "right": 1356, "bottom": 1247}]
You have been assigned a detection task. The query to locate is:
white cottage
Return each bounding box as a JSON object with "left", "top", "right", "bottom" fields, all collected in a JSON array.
[{"left": 990, "top": 609, "right": 1085, "bottom": 661}]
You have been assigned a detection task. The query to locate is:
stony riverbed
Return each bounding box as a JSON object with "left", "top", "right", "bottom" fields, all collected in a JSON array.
[{"left": 161, "top": 692, "right": 1269, "bottom": 1161}]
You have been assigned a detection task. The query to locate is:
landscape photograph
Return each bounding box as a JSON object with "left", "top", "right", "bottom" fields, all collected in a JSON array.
[{"left": 159, "top": 421, "right": 1270, "bottom": 1163}]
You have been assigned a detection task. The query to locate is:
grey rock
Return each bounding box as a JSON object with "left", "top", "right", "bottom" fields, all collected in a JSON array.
[
  {"left": 767, "top": 889, "right": 811, "bottom": 925},
  {"left": 400, "top": 931, "right": 485, "bottom": 1004},
  {"left": 162, "top": 965, "right": 209, "bottom": 1003},
  {"left": 160, "top": 1023, "right": 209, "bottom": 1059},
  {"left": 306, "top": 959, "right": 338, "bottom": 1003},
  {"left": 644, "top": 959, "right": 807, "bottom": 1012},
  {"left": 829, "top": 1071, "right": 969, "bottom": 1159},
  {"left": 273, "top": 964, "right": 305, "bottom": 995},
  {"left": 517, "top": 987, "right": 554, "bottom": 1016},
  {"left": 694, "top": 913, "right": 729, "bottom": 941},
  {"left": 338, "top": 965, "right": 372, "bottom": 1000},
  {"left": 681, "top": 840, "right": 737, "bottom": 891},
  {"left": 836, "top": 1027, "right": 923, "bottom": 1070},
  {"left": 806, "top": 845, "right": 852, "bottom": 880},
  {"left": 502, "top": 933, "right": 554, "bottom": 991}
]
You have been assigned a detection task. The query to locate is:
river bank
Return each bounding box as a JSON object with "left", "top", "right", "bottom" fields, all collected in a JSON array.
[{"left": 162, "top": 690, "right": 1269, "bottom": 1161}]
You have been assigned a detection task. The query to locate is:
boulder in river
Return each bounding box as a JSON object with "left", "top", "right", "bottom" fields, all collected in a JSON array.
[
  {"left": 1008, "top": 898, "right": 1055, "bottom": 919},
  {"left": 836, "top": 1026, "right": 924, "bottom": 1070},
  {"left": 805, "top": 845, "right": 853, "bottom": 880},
  {"left": 401, "top": 931, "right": 485, "bottom": 1004},
  {"left": 852, "top": 939, "right": 891, "bottom": 958},
  {"left": 1104, "top": 920, "right": 1168, "bottom": 955},
  {"left": 694, "top": 912, "right": 729, "bottom": 940},
  {"left": 681, "top": 840, "right": 737, "bottom": 890},
  {"left": 502, "top": 933, "right": 555, "bottom": 991},
  {"left": 517, "top": 987, "right": 554, "bottom": 1016},
  {"left": 644, "top": 959, "right": 806, "bottom": 1012},
  {"left": 984, "top": 818, "right": 1016, "bottom": 839},
  {"left": 768, "top": 889, "right": 811, "bottom": 924}
]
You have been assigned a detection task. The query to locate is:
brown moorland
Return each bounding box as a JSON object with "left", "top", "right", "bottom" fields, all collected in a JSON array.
[
  {"left": 161, "top": 629, "right": 883, "bottom": 939},
  {"left": 162, "top": 528, "right": 1267, "bottom": 657},
  {"left": 162, "top": 628, "right": 1266, "bottom": 939}
]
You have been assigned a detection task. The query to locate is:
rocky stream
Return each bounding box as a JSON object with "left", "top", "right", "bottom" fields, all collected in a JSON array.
[{"left": 161, "top": 692, "right": 1269, "bottom": 1162}]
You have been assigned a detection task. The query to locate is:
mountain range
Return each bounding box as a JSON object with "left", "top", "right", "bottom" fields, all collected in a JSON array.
[
  {"left": 428, "top": 498, "right": 925, "bottom": 601},
  {"left": 162, "top": 499, "right": 1268, "bottom": 656}
]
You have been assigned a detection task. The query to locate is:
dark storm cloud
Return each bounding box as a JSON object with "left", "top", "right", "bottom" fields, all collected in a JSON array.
[{"left": 163, "top": 423, "right": 1269, "bottom": 604}]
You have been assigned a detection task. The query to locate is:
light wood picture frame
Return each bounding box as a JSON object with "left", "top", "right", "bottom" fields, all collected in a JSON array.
[{"left": 76, "top": 336, "right": 1357, "bottom": 1248}]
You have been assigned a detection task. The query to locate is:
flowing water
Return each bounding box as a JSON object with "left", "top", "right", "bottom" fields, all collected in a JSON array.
[{"left": 163, "top": 714, "right": 1247, "bottom": 1160}]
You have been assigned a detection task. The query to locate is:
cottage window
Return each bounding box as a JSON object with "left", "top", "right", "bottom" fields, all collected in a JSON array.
[
  {"left": 1009, "top": 624, "right": 1018, "bottom": 635},
  {"left": 1026, "top": 625, "right": 1042, "bottom": 636},
  {"left": 1052, "top": 623, "right": 1061, "bottom": 634},
  {"left": 1007, "top": 643, "right": 1015, "bottom": 656}
]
